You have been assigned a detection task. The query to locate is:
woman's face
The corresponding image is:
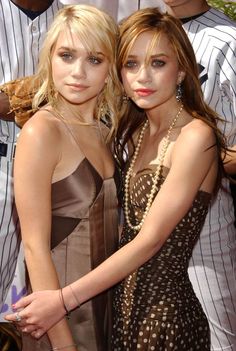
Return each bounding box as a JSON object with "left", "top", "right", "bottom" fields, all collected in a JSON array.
[
  {"left": 51, "top": 28, "right": 110, "bottom": 109},
  {"left": 121, "top": 31, "right": 184, "bottom": 112}
]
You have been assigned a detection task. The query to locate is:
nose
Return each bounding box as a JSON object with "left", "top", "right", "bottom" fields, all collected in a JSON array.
[
  {"left": 71, "top": 59, "right": 86, "bottom": 78},
  {"left": 137, "top": 65, "right": 151, "bottom": 84}
]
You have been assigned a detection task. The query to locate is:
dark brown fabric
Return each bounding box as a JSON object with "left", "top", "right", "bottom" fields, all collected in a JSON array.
[
  {"left": 0, "top": 322, "right": 22, "bottom": 351},
  {"left": 112, "top": 165, "right": 211, "bottom": 350}
]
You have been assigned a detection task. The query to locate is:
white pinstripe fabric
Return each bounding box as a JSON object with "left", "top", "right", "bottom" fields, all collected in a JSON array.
[
  {"left": 116, "top": 0, "right": 165, "bottom": 22},
  {"left": 60, "top": 0, "right": 166, "bottom": 21},
  {"left": 0, "top": 0, "right": 63, "bottom": 312},
  {"left": 184, "top": 8, "right": 236, "bottom": 351}
]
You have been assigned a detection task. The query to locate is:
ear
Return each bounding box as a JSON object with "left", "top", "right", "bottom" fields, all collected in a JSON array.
[{"left": 177, "top": 70, "right": 186, "bottom": 84}]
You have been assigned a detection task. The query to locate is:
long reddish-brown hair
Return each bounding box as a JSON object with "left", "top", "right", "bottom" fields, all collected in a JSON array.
[{"left": 114, "top": 7, "right": 227, "bottom": 190}]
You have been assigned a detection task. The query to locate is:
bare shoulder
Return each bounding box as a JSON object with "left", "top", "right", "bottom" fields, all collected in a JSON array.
[
  {"left": 170, "top": 117, "right": 218, "bottom": 188},
  {"left": 19, "top": 109, "right": 62, "bottom": 145},
  {"left": 171, "top": 117, "right": 217, "bottom": 166},
  {"left": 16, "top": 109, "right": 63, "bottom": 166},
  {"left": 179, "top": 118, "right": 216, "bottom": 149}
]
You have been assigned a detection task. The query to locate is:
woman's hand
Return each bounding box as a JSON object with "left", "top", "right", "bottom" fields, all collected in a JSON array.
[{"left": 4, "top": 290, "right": 66, "bottom": 338}]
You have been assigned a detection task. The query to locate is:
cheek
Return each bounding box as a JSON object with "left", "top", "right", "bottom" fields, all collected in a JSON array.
[
  {"left": 156, "top": 69, "right": 179, "bottom": 87},
  {"left": 121, "top": 71, "right": 133, "bottom": 92},
  {"left": 52, "top": 60, "right": 65, "bottom": 81},
  {"left": 52, "top": 56, "right": 73, "bottom": 78},
  {"left": 121, "top": 69, "right": 128, "bottom": 83},
  {"left": 93, "top": 67, "right": 109, "bottom": 88}
]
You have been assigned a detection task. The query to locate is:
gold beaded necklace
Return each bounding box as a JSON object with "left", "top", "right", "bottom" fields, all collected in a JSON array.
[{"left": 124, "top": 104, "right": 184, "bottom": 231}]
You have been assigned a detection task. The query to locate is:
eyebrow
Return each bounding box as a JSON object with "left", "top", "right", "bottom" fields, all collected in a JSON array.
[
  {"left": 57, "top": 46, "right": 105, "bottom": 56},
  {"left": 57, "top": 46, "right": 77, "bottom": 52},
  {"left": 127, "top": 53, "right": 169, "bottom": 58}
]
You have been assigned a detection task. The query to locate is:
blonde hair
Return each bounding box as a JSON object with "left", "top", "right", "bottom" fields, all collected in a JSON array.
[{"left": 33, "top": 4, "right": 122, "bottom": 139}]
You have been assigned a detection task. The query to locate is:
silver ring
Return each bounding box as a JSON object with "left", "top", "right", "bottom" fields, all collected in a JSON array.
[{"left": 15, "top": 312, "right": 22, "bottom": 322}]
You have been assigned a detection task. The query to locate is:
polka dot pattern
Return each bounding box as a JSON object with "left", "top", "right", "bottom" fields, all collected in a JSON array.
[{"left": 112, "top": 166, "right": 211, "bottom": 350}]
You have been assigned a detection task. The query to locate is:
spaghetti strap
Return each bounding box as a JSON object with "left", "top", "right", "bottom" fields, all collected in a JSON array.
[
  {"left": 40, "top": 107, "right": 82, "bottom": 151},
  {"left": 40, "top": 107, "right": 114, "bottom": 181}
]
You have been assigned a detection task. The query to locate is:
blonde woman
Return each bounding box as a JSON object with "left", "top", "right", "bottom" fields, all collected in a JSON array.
[{"left": 6, "top": 5, "right": 122, "bottom": 351}]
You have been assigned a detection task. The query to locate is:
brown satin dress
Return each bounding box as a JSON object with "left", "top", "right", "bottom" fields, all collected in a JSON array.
[{"left": 22, "top": 157, "right": 119, "bottom": 351}]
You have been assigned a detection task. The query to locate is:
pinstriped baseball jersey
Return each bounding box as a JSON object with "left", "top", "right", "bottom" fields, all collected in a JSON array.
[
  {"left": 59, "top": 0, "right": 166, "bottom": 21},
  {"left": 0, "top": 0, "right": 63, "bottom": 312},
  {"left": 184, "top": 8, "right": 236, "bottom": 350}
]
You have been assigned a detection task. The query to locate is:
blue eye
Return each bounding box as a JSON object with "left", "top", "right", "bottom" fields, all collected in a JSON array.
[
  {"left": 88, "top": 56, "right": 102, "bottom": 65},
  {"left": 123, "top": 60, "right": 137, "bottom": 69},
  {"left": 152, "top": 59, "right": 165, "bottom": 67},
  {"left": 59, "top": 52, "right": 73, "bottom": 61}
]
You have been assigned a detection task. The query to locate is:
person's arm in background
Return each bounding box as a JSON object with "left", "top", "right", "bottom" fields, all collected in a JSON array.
[
  {"left": 221, "top": 34, "right": 236, "bottom": 176},
  {"left": 224, "top": 145, "right": 236, "bottom": 175},
  {"left": 0, "top": 75, "right": 40, "bottom": 126}
]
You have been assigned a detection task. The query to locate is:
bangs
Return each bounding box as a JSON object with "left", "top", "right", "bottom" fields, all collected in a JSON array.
[
  {"left": 59, "top": 24, "right": 105, "bottom": 55},
  {"left": 121, "top": 29, "right": 163, "bottom": 66},
  {"left": 64, "top": 18, "right": 113, "bottom": 61}
]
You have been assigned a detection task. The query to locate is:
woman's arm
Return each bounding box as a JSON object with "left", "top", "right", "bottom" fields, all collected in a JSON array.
[
  {"left": 13, "top": 112, "right": 77, "bottom": 350},
  {"left": 224, "top": 144, "right": 236, "bottom": 175},
  {"left": 64, "top": 120, "right": 218, "bottom": 307},
  {"left": 6, "top": 120, "right": 218, "bottom": 337}
]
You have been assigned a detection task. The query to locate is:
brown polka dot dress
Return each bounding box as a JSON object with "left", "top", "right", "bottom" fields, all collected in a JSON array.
[{"left": 111, "top": 166, "right": 211, "bottom": 350}]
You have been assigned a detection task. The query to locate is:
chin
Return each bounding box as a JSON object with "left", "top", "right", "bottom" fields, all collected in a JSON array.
[{"left": 134, "top": 100, "right": 155, "bottom": 110}]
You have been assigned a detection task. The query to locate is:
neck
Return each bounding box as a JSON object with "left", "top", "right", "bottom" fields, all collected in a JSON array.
[
  {"left": 10, "top": 0, "right": 53, "bottom": 11},
  {"left": 146, "top": 101, "right": 183, "bottom": 136},
  {"left": 54, "top": 97, "right": 96, "bottom": 125},
  {"left": 165, "top": 0, "right": 210, "bottom": 19}
]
